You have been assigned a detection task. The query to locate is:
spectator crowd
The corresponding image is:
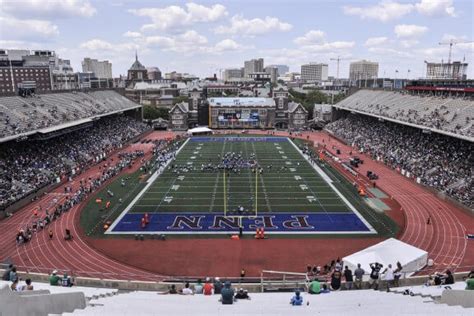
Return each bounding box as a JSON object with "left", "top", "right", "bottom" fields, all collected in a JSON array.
[
  {"left": 0, "top": 115, "right": 150, "bottom": 211},
  {"left": 325, "top": 114, "right": 473, "bottom": 208}
]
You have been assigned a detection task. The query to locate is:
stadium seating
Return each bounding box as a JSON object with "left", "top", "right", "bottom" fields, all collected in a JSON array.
[
  {"left": 0, "top": 90, "right": 141, "bottom": 139},
  {"left": 334, "top": 90, "right": 474, "bottom": 138},
  {"left": 56, "top": 287, "right": 472, "bottom": 316}
]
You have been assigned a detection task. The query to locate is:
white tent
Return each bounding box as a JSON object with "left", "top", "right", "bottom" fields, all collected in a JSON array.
[
  {"left": 186, "top": 126, "right": 213, "bottom": 135},
  {"left": 342, "top": 238, "right": 428, "bottom": 279}
]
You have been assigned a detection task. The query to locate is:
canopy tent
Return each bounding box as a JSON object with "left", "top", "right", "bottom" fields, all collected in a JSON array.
[
  {"left": 342, "top": 238, "right": 428, "bottom": 279},
  {"left": 187, "top": 126, "right": 213, "bottom": 136}
]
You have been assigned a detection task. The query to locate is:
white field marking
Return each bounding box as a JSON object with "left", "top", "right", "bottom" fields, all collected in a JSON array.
[
  {"left": 294, "top": 175, "right": 302, "bottom": 180},
  {"left": 306, "top": 195, "right": 316, "bottom": 202},
  {"left": 289, "top": 168, "right": 296, "bottom": 172},
  {"left": 199, "top": 143, "right": 203, "bottom": 145},
  {"left": 106, "top": 230, "right": 374, "bottom": 235},
  {"left": 279, "top": 151, "right": 284, "bottom": 154},
  {"left": 164, "top": 196, "right": 173, "bottom": 203},
  {"left": 282, "top": 156, "right": 288, "bottom": 159},
  {"left": 178, "top": 175, "right": 185, "bottom": 181},
  {"left": 190, "top": 156, "right": 196, "bottom": 159},
  {"left": 193, "top": 151, "right": 199, "bottom": 154},
  {"left": 300, "top": 184, "right": 308, "bottom": 190},
  {"left": 187, "top": 162, "right": 193, "bottom": 165},
  {"left": 287, "top": 137, "right": 377, "bottom": 234},
  {"left": 285, "top": 161, "right": 292, "bottom": 165},
  {"left": 171, "top": 185, "right": 180, "bottom": 191},
  {"left": 105, "top": 138, "right": 190, "bottom": 234},
  {"left": 196, "top": 146, "right": 202, "bottom": 150}
]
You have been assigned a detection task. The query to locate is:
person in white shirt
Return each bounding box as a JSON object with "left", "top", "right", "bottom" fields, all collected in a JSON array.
[
  {"left": 181, "top": 282, "right": 194, "bottom": 295},
  {"left": 383, "top": 264, "right": 395, "bottom": 291}
]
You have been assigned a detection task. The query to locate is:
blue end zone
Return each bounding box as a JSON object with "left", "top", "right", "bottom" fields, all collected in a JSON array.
[
  {"left": 190, "top": 137, "right": 288, "bottom": 142},
  {"left": 109, "top": 213, "right": 372, "bottom": 234}
]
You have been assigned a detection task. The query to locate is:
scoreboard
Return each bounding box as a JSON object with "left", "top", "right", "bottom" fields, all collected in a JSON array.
[{"left": 217, "top": 109, "right": 260, "bottom": 122}]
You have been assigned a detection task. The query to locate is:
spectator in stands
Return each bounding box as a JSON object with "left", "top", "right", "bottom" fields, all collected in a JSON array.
[
  {"left": 159, "top": 284, "right": 178, "bottom": 295},
  {"left": 181, "top": 282, "right": 194, "bottom": 295},
  {"left": 354, "top": 264, "right": 365, "bottom": 289},
  {"left": 2, "top": 264, "right": 13, "bottom": 281},
  {"left": 17, "top": 278, "right": 34, "bottom": 291},
  {"left": 382, "top": 264, "right": 395, "bottom": 291},
  {"left": 344, "top": 266, "right": 354, "bottom": 290},
  {"left": 213, "top": 277, "right": 223, "bottom": 294},
  {"left": 10, "top": 278, "right": 19, "bottom": 291},
  {"left": 220, "top": 281, "right": 234, "bottom": 305},
  {"left": 49, "top": 270, "right": 61, "bottom": 286},
  {"left": 308, "top": 278, "right": 320, "bottom": 294},
  {"left": 320, "top": 284, "right": 331, "bottom": 294},
  {"left": 393, "top": 262, "right": 403, "bottom": 287},
  {"left": 62, "top": 273, "right": 74, "bottom": 287},
  {"left": 466, "top": 273, "right": 474, "bottom": 290},
  {"left": 235, "top": 288, "right": 251, "bottom": 300},
  {"left": 443, "top": 270, "right": 454, "bottom": 285},
  {"left": 368, "top": 262, "right": 383, "bottom": 290},
  {"left": 203, "top": 277, "right": 213, "bottom": 295},
  {"left": 330, "top": 267, "right": 342, "bottom": 291},
  {"left": 9, "top": 267, "right": 17, "bottom": 282},
  {"left": 194, "top": 278, "right": 203, "bottom": 294},
  {"left": 290, "top": 290, "right": 303, "bottom": 306}
]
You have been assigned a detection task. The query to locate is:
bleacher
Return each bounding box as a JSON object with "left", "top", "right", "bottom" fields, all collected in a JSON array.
[
  {"left": 0, "top": 90, "right": 141, "bottom": 141},
  {"left": 1, "top": 280, "right": 472, "bottom": 315},
  {"left": 334, "top": 90, "right": 474, "bottom": 139}
]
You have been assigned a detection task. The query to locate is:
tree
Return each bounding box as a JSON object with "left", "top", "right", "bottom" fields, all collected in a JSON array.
[
  {"left": 173, "top": 96, "right": 189, "bottom": 105},
  {"left": 143, "top": 105, "right": 169, "bottom": 120}
]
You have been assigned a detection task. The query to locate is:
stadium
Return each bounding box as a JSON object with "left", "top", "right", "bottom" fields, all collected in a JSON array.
[{"left": 0, "top": 1, "right": 473, "bottom": 315}]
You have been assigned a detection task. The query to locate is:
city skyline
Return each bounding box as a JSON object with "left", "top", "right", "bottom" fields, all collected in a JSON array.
[{"left": 0, "top": 0, "right": 473, "bottom": 78}]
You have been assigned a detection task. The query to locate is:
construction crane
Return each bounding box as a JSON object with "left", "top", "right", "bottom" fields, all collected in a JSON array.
[
  {"left": 329, "top": 56, "right": 351, "bottom": 80},
  {"left": 438, "top": 39, "right": 474, "bottom": 64}
]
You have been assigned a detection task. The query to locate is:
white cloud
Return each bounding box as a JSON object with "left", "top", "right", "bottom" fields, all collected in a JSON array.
[
  {"left": 294, "top": 30, "right": 326, "bottom": 46},
  {"left": 130, "top": 3, "right": 227, "bottom": 32},
  {"left": 79, "top": 39, "right": 137, "bottom": 52},
  {"left": 394, "top": 24, "right": 428, "bottom": 38},
  {"left": 1, "top": 0, "right": 96, "bottom": 18},
  {"left": 364, "top": 37, "right": 389, "bottom": 47},
  {"left": 214, "top": 39, "right": 243, "bottom": 52},
  {"left": 416, "top": 0, "right": 456, "bottom": 17},
  {"left": 368, "top": 47, "right": 413, "bottom": 58},
  {"left": 343, "top": 1, "right": 414, "bottom": 22},
  {"left": 215, "top": 15, "right": 292, "bottom": 36},
  {"left": 302, "top": 41, "right": 355, "bottom": 53},
  {"left": 400, "top": 39, "right": 419, "bottom": 48},
  {"left": 144, "top": 31, "right": 208, "bottom": 53},
  {"left": 0, "top": 16, "right": 59, "bottom": 39},
  {"left": 123, "top": 31, "right": 142, "bottom": 38}
]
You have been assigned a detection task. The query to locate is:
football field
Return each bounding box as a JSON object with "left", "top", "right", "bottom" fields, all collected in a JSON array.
[{"left": 107, "top": 136, "right": 376, "bottom": 235}]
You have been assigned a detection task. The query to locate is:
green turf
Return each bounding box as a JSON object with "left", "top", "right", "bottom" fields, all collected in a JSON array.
[{"left": 131, "top": 137, "right": 350, "bottom": 214}]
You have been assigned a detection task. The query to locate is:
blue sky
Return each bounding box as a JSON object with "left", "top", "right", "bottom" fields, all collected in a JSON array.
[{"left": 0, "top": 0, "right": 473, "bottom": 78}]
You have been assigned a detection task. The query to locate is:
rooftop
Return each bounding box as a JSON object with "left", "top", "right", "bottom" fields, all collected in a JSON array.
[{"left": 208, "top": 97, "right": 275, "bottom": 107}]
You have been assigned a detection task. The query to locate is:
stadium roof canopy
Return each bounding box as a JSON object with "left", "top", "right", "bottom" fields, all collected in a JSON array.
[{"left": 208, "top": 97, "right": 275, "bottom": 107}]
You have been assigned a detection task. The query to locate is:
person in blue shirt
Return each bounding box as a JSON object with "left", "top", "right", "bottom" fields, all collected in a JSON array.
[{"left": 290, "top": 290, "right": 303, "bottom": 306}]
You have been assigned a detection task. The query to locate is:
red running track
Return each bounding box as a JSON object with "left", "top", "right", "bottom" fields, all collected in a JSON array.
[{"left": 0, "top": 130, "right": 472, "bottom": 279}]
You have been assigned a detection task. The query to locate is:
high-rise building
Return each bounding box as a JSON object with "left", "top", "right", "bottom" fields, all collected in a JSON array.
[
  {"left": 244, "top": 58, "right": 264, "bottom": 77},
  {"left": 301, "top": 63, "right": 328, "bottom": 81},
  {"left": 349, "top": 60, "right": 379, "bottom": 81},
  {"left": 267, "top": 64, "right": 289, "bottom": 76},
  {"left": 223, "top": 68, "right": 243, "bottom": 81},
  {"left": 82, "top": 58, "right": 113, "bottom": 79},
  {"left": 425, "top": 61, "right": 468, "bottom": 80},
  {"left": 264, "top": 66, "right": 278, "bottom": 83}
]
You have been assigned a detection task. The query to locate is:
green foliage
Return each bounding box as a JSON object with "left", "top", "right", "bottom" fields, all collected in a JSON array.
[
  {"left": 173, "top": 96, "right": 189, "bottom": 105},
  {"left": 289, "top": 89, "right": 346, "bottom": 119},
  {"left": 143, "top": 105, "right": 170, "bottom": 120}
]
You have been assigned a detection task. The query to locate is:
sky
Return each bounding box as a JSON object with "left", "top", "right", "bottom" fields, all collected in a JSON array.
[{"left": 0, "top": 0, "right": 473, "bottom": 79}]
